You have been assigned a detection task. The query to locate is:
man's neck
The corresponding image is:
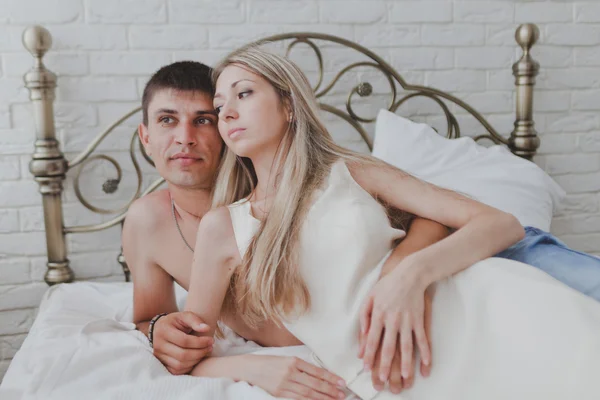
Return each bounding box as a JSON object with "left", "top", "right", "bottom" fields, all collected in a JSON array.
[{"left": 167, "top": 184, "right": 212, "bottom": 219}]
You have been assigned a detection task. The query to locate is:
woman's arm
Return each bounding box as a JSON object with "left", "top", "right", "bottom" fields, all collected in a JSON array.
[
  {"left": 183, "top": 207, "right": 240, "bottom": 339},
  {"left": 349, "top": 160, "right": 525, "bottom": 284},
  {"left": 191, "top": 354, "right": 346, "bottom": 400},
  {"left": 349, "top": 159, "right": 525, "bottom": 384}
]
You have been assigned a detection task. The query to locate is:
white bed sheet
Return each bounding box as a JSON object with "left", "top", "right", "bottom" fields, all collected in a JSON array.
[{"left": 0, "top": 281, "right": 326, "bottom": 400}]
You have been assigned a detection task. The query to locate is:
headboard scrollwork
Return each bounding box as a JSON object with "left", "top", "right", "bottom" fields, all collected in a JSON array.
[{"left": 22, "top": 24, "right": 541, "bottom": 285}]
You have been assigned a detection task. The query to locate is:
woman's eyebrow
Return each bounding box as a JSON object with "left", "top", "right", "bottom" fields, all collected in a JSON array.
[{"left": 214, "top": 79, "right": 256, "bottom": 99}]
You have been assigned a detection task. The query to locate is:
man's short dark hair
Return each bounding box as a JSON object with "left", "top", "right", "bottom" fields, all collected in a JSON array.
[{"left": 141, "top": 61, "right": 214, "bottom": 126}]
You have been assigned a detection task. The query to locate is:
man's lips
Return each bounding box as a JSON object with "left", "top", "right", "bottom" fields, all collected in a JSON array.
[{"left": 170, "top": 153, "right": 203, "bottom": 166}]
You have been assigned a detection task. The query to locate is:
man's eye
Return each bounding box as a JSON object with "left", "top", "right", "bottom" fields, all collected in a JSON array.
[
  {"left": 159, "top": 116, "right": 174, "bottom": 124},
  {"left": 195, "top": 118, "right": 212, "bottom": 125}
]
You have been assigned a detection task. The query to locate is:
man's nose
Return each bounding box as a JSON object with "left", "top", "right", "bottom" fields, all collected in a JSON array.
[{"left": 174, "top": 123, "right": 197, "bottom": 145}]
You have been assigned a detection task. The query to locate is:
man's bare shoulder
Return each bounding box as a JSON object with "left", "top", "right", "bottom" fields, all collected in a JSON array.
[{"left": 125, "top": 189, "right": 171, "bottom": 232}]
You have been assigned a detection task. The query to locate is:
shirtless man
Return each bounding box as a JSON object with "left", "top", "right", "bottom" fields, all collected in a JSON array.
[{"left": 122, "top": 61, "right": 449, "bottom": 395}]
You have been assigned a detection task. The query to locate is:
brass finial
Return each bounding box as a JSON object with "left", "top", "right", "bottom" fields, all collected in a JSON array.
[
  {"left": 22, "top": 25, "right": 53, "bottom": 59},
  {"left": 515, "top": 23, "right": 539, "bottom": 54}
]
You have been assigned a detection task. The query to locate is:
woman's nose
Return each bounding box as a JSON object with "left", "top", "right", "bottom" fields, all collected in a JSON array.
[{"left": 220, "top": 101, "right": 238, "bottom": 120}]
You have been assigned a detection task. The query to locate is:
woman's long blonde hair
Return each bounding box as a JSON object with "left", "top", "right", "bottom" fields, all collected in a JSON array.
[{"left": 211, "top": 45, "right": 409, "bottom": 328}]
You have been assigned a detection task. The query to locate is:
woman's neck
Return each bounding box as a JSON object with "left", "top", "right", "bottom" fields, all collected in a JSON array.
[{"left": 249, "top": 147, "right": 282, "bottom": 202}]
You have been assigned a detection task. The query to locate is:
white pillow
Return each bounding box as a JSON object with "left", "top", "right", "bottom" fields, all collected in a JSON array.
[{"left": 371, "top": 109, "right": 566, "bottom": 232}]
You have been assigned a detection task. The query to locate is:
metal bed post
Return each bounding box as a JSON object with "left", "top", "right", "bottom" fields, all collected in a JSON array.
[{"left": 23, "top": 26, "right": 73, "bottom": 285}]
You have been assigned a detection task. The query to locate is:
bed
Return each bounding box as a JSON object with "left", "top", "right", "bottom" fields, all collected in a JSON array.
[{"left": 1, "top": 23, "right": 552, "bottom": 399}]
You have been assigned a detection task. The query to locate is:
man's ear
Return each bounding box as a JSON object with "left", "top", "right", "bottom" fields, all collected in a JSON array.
[{"left": 138, "top": 123, "right": 151, "bottom": 156}]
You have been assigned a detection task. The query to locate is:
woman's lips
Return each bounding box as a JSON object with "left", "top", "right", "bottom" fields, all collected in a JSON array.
[{"left": 228, "top": 127, "right": 246, "bottom": 139}]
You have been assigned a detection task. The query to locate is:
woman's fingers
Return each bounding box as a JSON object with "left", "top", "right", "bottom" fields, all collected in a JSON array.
[
  {"left": 400, "top": 314, "right": 414, "bottom": 381},
  {"left": 296, "top": 358, "right": 345, "bottom": 387},
  {"left": 377, "top": 322, "right": 400, "bottom": 383},
  {"left": 292, "top": 372, "right": 343, "bottom": 399},
  {"left": 420, "top": 290, "right": 434, "bottom": 377},
  {"left": 291, "top": 359, "right": 345, "bottom": 400},
  {"left": 358, "top": 296, "right": 373, "bottom": 358},
  {"left": 361, "top": 315, "right": 384, "bottom": 370},
  {"left": 414, "top": 319, "right": 431, "bottom": 377}
]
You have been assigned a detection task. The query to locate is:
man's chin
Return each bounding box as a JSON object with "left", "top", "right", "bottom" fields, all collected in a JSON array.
[{"left": 165, "top": 171, "right": 215, "bottom": 189}]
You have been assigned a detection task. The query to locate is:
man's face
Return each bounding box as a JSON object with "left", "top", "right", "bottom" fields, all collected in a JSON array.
[{"left": 139, "top": 89, "right": 223, "bottom": 189}]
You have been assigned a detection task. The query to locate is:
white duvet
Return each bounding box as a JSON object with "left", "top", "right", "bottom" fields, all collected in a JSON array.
[
  {"left": 0, "top": 282, "right": 318, "bottom": 400},
  {"left": 3, "top": 257, "right": 600, "bottom": 400}
]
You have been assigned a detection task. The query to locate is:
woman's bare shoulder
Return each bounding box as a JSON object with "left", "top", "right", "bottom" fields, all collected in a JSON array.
[{"left": 197, "top": 206, "right": 240, "bottom": 259}]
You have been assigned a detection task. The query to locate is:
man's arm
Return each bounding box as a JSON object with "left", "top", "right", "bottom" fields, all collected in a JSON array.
[
  {"left": 380, "top": 217, "right": 450, "bottom": 277},
  {"left": 123, "top": 200, "right": 212, "bottom": 375},
  {"left": 122, "top": 201, "right": 179, "bottom": 332}
]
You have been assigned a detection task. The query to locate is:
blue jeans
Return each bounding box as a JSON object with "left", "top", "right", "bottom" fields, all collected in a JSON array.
[{"left": 495, "top": 226, "right": 600, "bottom": 302}]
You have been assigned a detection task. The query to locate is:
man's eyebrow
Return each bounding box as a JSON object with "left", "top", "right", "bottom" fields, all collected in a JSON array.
[
  {"left": 196, "top": 110, "right": 218, "bottom": 116},
  {"left": 153, "top": 108, "right": 217, "bottom": 116},
  {"left": 154, "top": 108, "right": 177, "bottom": 115},
  {"left": 214, "top": 79, "right": 256, "bottom": 100}
]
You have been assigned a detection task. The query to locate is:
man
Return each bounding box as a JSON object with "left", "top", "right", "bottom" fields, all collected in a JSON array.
[{"left": 123, "top": 61, "right": 449, "bottom": 394}]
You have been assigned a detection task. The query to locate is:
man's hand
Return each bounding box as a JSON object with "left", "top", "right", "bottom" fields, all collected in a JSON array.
[{"left": 151, "top": 311, "right": 214, "bottom": 375}]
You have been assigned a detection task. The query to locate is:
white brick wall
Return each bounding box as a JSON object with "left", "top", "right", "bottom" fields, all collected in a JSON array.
[{"left": 1, "top": 0, "right": 600, "bottom": 382}]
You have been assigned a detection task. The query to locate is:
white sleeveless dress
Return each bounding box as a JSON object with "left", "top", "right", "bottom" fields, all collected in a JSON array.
[{"left": 227, "top": 160, "right": 600, "bottom": 400}]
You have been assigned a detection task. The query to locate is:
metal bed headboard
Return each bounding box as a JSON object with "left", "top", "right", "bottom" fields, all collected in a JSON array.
[{"left": 20, "top": 24, "right": 541, "bottom": 285}]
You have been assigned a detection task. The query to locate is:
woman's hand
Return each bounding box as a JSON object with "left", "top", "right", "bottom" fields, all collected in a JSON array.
[
  {"left": 358, "top": 265, "right": 434, "bottom": 387},
  {"left": 244, "top": 355, "right": 347, "bottom": 400}
]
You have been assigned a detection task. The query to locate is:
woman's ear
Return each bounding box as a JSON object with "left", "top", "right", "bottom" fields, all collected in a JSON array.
[{"left": 283, "top": 97, "right": 293, "bottom": 123}]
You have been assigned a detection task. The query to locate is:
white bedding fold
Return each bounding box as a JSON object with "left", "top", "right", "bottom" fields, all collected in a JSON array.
[{"left": 0, "top": 282, "right": 319, "bottom": 400}]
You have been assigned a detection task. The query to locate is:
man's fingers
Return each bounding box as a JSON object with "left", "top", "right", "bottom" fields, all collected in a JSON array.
[
  {"left": 160, "top": 341, "right": 213, "bottom": 363},
  {"left": 358, "top": 296, "right": 373, "bottom": 358},
  {"left": 400, "top": 316, "right": 414, "bottom": 381},
  {"left": 178, "top": 311, "right": 210, "bottom": 333},
  {"left": 377, "top": 323, "right": 399, "bottom": 383},
  {"left": 361, "top": 317, "right": 383, "bottom": 370},
  {"left": 156, "top": 352, "right": 195, "bottom": 375},
  {"left": 420, "top": 359, "right": 432, "bottom": 378},
  {"left": 167, "top": 328, "right": 214, "bottom": 349},
  {"left": 389, "top": 348, "right": 403, "bottom": 394},
  {"left": 370, "top": 344, "right": 384, "bottom": 391}
]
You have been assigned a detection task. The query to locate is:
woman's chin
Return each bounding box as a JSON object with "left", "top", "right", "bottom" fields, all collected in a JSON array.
[{"left": 231, "top": 145, "right": 257, "bottom": 160}]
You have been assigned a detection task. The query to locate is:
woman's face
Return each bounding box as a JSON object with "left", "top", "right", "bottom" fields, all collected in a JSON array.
[{"left": 213, "top": 64, "right": 290, "bottom": 159}]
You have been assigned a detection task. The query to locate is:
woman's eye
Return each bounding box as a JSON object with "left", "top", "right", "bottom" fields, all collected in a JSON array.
[
  {"left": 214, "top": 106, "right": 222, "bottom": 114},
  {"left": 238, "top": 90, "right": 252, "bottom": 99}
]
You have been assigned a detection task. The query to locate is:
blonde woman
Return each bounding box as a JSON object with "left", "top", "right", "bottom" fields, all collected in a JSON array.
[{"left": 185, "top": 46, "right": 600, "bottom": 400}]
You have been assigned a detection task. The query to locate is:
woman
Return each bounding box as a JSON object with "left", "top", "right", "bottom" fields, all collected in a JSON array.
[{"left": 185, "top": 46, "right": 600, "bottom": 400}]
